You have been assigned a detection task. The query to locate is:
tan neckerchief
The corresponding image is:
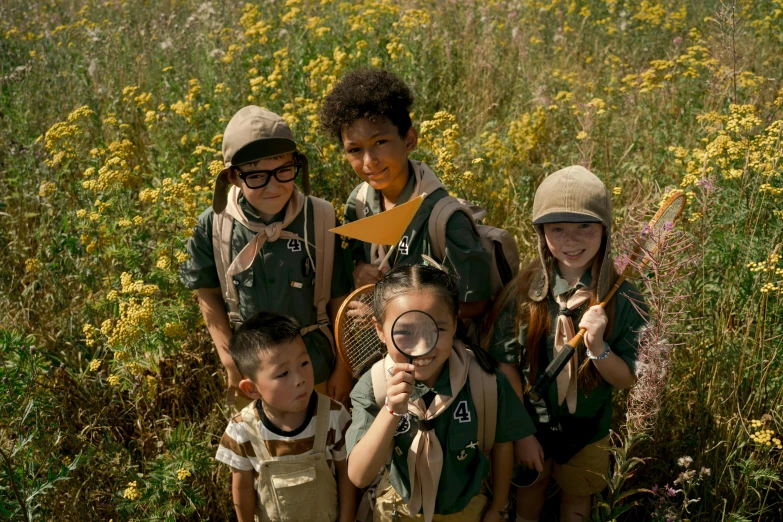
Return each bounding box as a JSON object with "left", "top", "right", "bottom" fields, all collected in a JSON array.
[
  {"left": 552, "top": 287, "right": 592, "bottom": 414},
  {"left": 368, "top": 161, "right": 445, "bottom": 269},
  {"left": 383, "top": 340, "right": 471, "bottom": 522},
  {"left": 222, "top": 185, "right": 305, "bottom": 279}
]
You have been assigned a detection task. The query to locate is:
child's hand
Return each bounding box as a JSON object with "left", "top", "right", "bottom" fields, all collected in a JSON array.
[
  {"left": 514, "top": 435, "right": 544, "bottom": 472},
  {"left": 481, "top": 505, "right": 502, "bottom": 522},
  {"left": 578, "top": 304, "right": 608, "bottom": 352},
  {"left": 386, "top": 363, "right": 415, "bottom": 415},
  {"left": 353, "top": 262, "right": 385, "bottom": 288}
]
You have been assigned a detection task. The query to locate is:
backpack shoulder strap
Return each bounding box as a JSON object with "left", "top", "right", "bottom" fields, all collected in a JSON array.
[
  {"left": 212, "top": 211, "right": 242, "bottom": 324},
  {"left": 239, "top": 401, "right": 272, "bottom": 461},
  {"left": 371, "top": 358, "right": 389, "bottom": 408},
  {"left": 466, "top": 351, "right": 497, "bottom": 454},
  {"left": 355, "top": 182, "right": 370, "bottom": 219},
  {"left": 306, "top": 196, "right": 335, "bottom": 326},
  {"left": 427, "top": 196, "right": 479, "bottom": 261}
]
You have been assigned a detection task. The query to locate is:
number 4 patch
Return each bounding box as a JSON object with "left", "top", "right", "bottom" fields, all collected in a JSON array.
[
  {"left": 453, "top": 400, "right": 471, "bottom": 423},
  {"left": 287, "top": 239, "right": 302, "bottom": 252},
  {"left": 398, "top": 235, "right": 410, "bottom": 255}
]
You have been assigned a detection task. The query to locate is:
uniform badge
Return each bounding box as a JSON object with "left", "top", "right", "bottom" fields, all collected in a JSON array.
[
  {"left": 456, "top": 450, "right": 468, "bottom": 461},
  {"left": 398, "top": 235, "right": 410, "bottom": 255},
  {"left": 453, "top": 400, "right": 471, "bottom": 423},
  {"left": 302, "top": 257, "right": 311, "bottom": 277},
  {"left": 394, "top": 414, "right": 411, "bottom": 435}
]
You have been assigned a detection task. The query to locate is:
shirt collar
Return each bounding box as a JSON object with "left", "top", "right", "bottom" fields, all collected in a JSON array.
[
  {"left": 551, "top": 266, "right": 593, "bottom": 297},
  {"left": 239, "top": 193, "right": 286, "bottom": 224},
  {"left": 409, "top": 359, "right": 452, "bottom": 402}
]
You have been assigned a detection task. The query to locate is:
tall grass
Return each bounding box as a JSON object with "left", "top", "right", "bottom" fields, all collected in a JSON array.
[{"left": 1, "top": 0, "right": 782, "bottom": 519}]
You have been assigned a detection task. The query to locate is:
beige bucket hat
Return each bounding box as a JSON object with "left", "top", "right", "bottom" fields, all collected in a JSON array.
[
  {"left": 213, "top": 106, "right": 309, "bottom": 213},
  {"left": 528, "top": 165, "right": 613, "bottom": 302}
]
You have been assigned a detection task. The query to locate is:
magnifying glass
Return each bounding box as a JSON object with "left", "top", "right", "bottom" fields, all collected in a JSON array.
[{"left": 390, "top": 310, "right": 440, "bottom": 365}]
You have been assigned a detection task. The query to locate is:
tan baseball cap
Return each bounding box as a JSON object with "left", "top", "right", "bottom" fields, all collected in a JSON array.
[
  {"left": 222, "top": 105, "right": 296, "bottom": 167},
  {"left": 213, "top": 106, "right": 301, "bottom": 213},
  {"left": 532, "top": 165, "right": 611, "bottom": 225}
]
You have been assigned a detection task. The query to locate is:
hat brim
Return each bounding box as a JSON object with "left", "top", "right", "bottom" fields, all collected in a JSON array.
[
  {"left": 231, "top": 137, "right": 296, "bottom": 166},
  {"left": 532, "top": 212, "right": 603, "bottom": 225}
]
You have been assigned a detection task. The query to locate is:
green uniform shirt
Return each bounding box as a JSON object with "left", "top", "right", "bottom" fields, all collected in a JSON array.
[
  {"left": 343, "top": 164, "right": 491, "bottom": 303},
  {"left": 346, "top": 363, "right": 535, "bottom": 515},
  {"left": 487, "top": 269, "right": 647, "bottom": 443},
  {"left": 179, "top": 196, "right": 353, "bottom": 384}
]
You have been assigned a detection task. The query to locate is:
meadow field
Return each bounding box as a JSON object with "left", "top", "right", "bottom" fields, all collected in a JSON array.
[{"left": 1, "top": 0, "right": 782, "bottom": 520}]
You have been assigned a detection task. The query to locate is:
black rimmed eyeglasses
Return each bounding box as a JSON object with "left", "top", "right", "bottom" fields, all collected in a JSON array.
[{"left": 234, "top": 160, "right": 301, "bottom": 189}]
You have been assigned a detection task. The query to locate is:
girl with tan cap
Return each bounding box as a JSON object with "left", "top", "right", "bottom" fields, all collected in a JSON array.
[{"left": 486, "top": 166, "right": 647, "bottom": 522}]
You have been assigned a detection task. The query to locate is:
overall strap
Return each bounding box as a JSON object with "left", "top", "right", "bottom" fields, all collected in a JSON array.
[
  {"left": 312, "top": 394, "right": 332, "bottom": 454},
  {"left": 239, "top": 401, "right": 273, "bottom": 461},
  {"left": 212, "top": 212, "right": 242, "bottom": 324}
]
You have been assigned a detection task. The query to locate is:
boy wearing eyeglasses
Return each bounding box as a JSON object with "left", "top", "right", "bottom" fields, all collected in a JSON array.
[{"left": 180, "top": 106, "right": 354, "bottom": 409}]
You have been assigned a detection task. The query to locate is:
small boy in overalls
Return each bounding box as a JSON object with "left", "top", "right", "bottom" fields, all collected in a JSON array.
[{"left": 215, "top": 312, "right": 356, "bottom": 522}]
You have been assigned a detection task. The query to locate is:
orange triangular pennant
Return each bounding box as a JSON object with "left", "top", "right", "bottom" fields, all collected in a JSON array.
[{"left": 330, "top": 194, "right": 425, "bottom": 245}]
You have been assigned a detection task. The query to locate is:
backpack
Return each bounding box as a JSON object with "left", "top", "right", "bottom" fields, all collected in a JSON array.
[
  {"left": 354, "top": 351, "right": 497, "bottom": 521},
  {"left": 427, "top": 196, "right": 519, "bottom": 301},
  {"left": 211, "top": 196, "right": 336, "bottom": 348}
]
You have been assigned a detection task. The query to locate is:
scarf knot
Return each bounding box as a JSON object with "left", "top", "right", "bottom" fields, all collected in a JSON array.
[
  {"left": 221, "top": 186, "right": 306, "bottom": 279},
  {"left": 261, "top": 222, "right": 284, "bottom": 242},
  {"left": 553, "top": 287, "right": 593, "bottom": 414}
]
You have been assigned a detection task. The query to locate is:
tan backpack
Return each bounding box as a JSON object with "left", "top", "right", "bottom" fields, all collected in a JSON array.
[
  {"left": 211, "top": 196, "right": 336, "bottom": 348},
  {"left": 427, "top": 196, "right": 519, "bottom": 301}
]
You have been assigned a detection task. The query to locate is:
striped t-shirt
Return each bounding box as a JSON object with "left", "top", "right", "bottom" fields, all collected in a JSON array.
[{"left": 215, "top": 392, "right": 351, "bottom": 474}]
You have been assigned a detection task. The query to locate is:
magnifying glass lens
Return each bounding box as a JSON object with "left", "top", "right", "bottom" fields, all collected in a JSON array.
[{"left": 391, "top": 311, "right": 439, "bottom": 359}]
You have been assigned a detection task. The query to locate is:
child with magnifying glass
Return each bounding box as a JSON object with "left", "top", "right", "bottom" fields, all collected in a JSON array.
[{"left": 345, "top": 264, "right": 536, "bottom": 522}]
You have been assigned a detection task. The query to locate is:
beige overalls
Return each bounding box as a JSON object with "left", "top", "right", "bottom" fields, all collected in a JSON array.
[{"left": 240, "top": 394, "right": 339, "bottom": 522}]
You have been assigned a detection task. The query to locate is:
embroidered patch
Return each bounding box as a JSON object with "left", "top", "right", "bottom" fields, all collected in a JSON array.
[
  {"left": 453, "top": 400, "right": 471, "bottom": 423},
  {"left": 395, "top": 446, "right": 403, "bottom": 456},
  {"left": 290, "top": 281, "right": 303, "bottom": 289},
  {"left": 456, "top": 449, "right": 468, "bottom": 461},
  {"left": 394, "top": 414, "right": 411, "bottom": 435},
  {"left": 364, "top": 204, "right": 371, "bottom": 217},
  {"left": 465, "top": 440, "right": 479, "bottom": 450},
  {"left": 398, "top": 235, "right": 410, "bottom": 255},
  {"left": 287, "top": 239, "right": 302, "bottom": 252}
]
